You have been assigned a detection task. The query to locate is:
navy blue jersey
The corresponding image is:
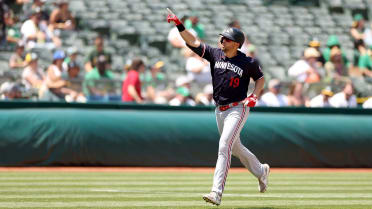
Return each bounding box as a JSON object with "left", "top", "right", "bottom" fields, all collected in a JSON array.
[{"left": 187, "top": 43, "right": 264, "bottom": 105}]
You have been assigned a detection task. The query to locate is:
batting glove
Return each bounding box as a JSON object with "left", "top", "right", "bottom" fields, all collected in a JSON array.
[
  {"left": 167, "top": 14, "right": 182, "bottom": 25},
  {"left": 243, "top": 94, "right": 258, "bottom": 107}
]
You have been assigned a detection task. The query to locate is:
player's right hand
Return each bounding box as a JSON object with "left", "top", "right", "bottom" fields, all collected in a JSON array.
[
  {"left": 243, "top": 94, "right": 258, "bottom": 107},
  {"left": 166, "top": 8, "right": 182, "bottom": 25}
]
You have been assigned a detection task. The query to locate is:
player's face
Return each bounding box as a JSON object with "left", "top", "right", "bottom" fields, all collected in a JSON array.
[{"left": 220, "top": 36, "right": 238, "bottom": 52}]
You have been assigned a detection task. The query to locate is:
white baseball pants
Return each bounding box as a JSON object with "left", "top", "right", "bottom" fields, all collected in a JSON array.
[{"left": 212, "top": 104, "right": 264, "bottom": 196}]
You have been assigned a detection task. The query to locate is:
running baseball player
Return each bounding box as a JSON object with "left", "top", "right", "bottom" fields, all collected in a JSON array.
[{"left": 167, "top": 9, "right": 270, "bottom": 206}]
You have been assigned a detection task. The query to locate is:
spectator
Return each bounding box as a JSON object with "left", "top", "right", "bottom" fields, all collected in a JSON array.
[
  {"left": 142, "top": 61, "right": 173, "bottom": 104},
  {"left": 308, "top": 38, "right": 325, "bottom": 66},
  {"left": 45, "top": 50, "right": 78, "bottom": 101},
  {"left": 4, "top": 9, "right": 21, "bottom": 46},
  {"left": 20, "top": 9, "right": 48, "bottom": 49},
  {"left": 49, "top": 0, "right": 75, "bottom": 31},
  {"left": 8, "top": 42, "right": 26, "bottom": 69},
  {"left": 168, "top": 15, "right": 196, "bottom": 48},
  {"left": 184, "top": 12, "right": 205, "bottom": 40},
  {"left": 329, "top": 82, "right": 357, "bottom": 108},
  {"left": 195, "top": 84, "right": 214, "bottom": 105},
  {"left": 63, "top": 61, "right": 86, "bottom": 102},
  {"left": 21, "top": 52, "right": 45, "bottom": 95},
  {"left": 185, "top": 49, "right": 211, "bottom": 86},
  {"left": 169, "top": 86, "right": 195, "bottom": 106},
  {"left": 0, "top": 0, "right": 6, "bottom": 45},
  {"left": 83, "top": 55, "right": 116, "bottom": 101},
  {"left": 62, "top": 46, "right": 79, "bottom": 71},
  {"left": 122, "top": 58, "right": 145, "bottom": 103},
  {"left": 260, "top": 79, "right": 288, "bottom": 107},
  {"left": 324, "top": 47, "right": 350, "bottom": 85},
  {"left": 363, "top": 97, "right": 372, "bottom": 108},
  {"left": 350, "top": 14, "right": 366, "bottom": 65},
  {"left": 287, "top": 82, "right": 308, "bottom": 107},
  {"left": 310, "top": 87, "right": 334, "bottom": 107},
  {"left": 322, "top": 35, "right": 349, "bottom": 67},
  {"left": 288, "top": 47, "right": 323, "bottom": 84},
  {"left": 357, "top": 45, "right": 372, "bottom": 79},
  {"left": 85, "top": 35, "right": 112, "bottom": 72},
  {"left": 0, "top": 82, "right": 22, "bottom": 100}
]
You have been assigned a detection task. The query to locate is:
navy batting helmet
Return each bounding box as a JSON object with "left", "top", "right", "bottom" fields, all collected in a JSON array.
[{"left": 219, "top": 27, "right": 245, "bottom": 48}]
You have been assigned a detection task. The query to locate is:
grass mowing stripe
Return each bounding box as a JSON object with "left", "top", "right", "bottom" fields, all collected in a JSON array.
[
  {"left": 2, "top": 200, "right": 372, "bottom": 208},
  {"left": 0, "top": 171, "right": 372, "bottom": 208}
]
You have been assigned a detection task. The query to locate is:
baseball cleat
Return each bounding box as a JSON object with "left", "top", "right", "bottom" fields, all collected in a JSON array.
[
  {"left": 258, "top": 163, "right": 270, "bottom": 193},
  {"left": 202, "top": 191, "right": 221, "bottom": 206}
]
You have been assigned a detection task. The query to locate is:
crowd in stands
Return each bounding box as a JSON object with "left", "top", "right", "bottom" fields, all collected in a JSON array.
[{"left": 0, "top": 0, "right": 372, "bottom": 108}]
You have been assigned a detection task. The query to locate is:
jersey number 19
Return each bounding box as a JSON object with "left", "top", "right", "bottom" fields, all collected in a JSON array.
[{"left": 229, "top": 77, "right": 240, "bottom": 88}]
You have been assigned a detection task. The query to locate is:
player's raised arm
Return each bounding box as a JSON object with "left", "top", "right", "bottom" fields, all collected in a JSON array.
[{"left": 166, "top": 8, "right": 200, "bottom": 48}]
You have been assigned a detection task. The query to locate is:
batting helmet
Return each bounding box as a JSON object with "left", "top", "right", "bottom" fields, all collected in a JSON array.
[{"left": 219, "top": 27, "right": 245, "bottom": 48}]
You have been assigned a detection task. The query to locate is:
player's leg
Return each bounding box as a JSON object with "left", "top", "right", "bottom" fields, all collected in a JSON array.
[
  {"left": 211, "top": 105, "right": 248, "bottom": 197},
  {"left": 232, "top": 136, "right": 264, "bottom": 178},
  {"left": 231, "top": 107, "right": 270, "bottom": 193}
]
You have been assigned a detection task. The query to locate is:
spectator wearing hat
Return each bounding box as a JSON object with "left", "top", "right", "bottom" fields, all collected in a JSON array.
[
  {"left": 85, "top": 35, "right": 112, "bottom": 72},
  {"left": 49, "top": 0, "right": 75, "bottom": 31},
  {"left": 169, "top": 86, "right": 195, "bottom": 106},
  {"left": 9, "top": 42, "right": 26, "bottom": 69},
  {"left": 63, "top": 61, "right": 86, "bottom": 102},
  {"left": 122, "top": 58, "right": 145, "bottom": 103},
  {"left": 45, "top": 50, "right": 78, "bottom": 101},
  {"left": 62, "top": 46, "right": 79, "bottom": 71},
  {"left": 142, "top": 61, "right": 173, "bottom": 104},
  {"left": 310, "top": 87, "right": 334, "bottom": 107},
  {"left": 21, "top": 52, "right": 45, "bottom": 96},
  {"left": 260, "top": 79, "right": 288, "bottom": 107},
  {"left": 84, "top": 54, "right": 115, "bottom": 102},
  {"left": 324, "top": 47, "right": 350, "bottom": 85},
  {"left": 322, "top": 35, "right": 349, "bottom": 67},
  {"left": 350, "top": 14, "right": 366, "bottom": 65},
  {"left": 288, "top": 47, "right": 323, "bottom": 84},
  {"left": 329, "top": 82, "right": 357, "bottom": 108},
  {"left": 308, "top": 38, "right": 325, "bottom": 66}
]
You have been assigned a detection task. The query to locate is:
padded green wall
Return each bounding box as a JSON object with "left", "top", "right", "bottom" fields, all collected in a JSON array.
[{"left": 1, "top": 101, "right": 372, "bottom": 167}]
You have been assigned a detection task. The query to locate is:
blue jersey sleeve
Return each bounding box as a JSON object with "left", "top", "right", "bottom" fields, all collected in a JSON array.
[{"left": 186, "top": 43, "right": 220, "bottom": 63}]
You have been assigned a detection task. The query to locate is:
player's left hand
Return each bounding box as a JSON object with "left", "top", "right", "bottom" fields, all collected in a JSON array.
[{"left": 243, "top": 94, "right": 257, "bottom": 107}]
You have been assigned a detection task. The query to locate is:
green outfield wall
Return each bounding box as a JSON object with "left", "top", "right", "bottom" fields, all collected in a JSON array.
[{"left": 1, "top": 101, "right": 372, "bottom": 167}]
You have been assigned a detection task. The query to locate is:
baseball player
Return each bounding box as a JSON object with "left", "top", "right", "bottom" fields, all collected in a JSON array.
[{"left": 167, "top": 9, "right": 270, "bottom": 206}]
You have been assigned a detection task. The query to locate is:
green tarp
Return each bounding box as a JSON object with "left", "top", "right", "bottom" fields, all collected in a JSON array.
[{"left": 1, "top": 101, "right": 372, "bottom": 167}]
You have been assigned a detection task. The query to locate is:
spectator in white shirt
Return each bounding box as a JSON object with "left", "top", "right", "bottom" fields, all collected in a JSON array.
[
  {"left": 310, "top": 87, "right": 334, "bottom": 107},
  {"left": 329, "top": 82, "right": 357, "bottom": 108},
  {"left": 288, "top": 47, "right": 323, "bottom": 84},
  {"left": 363, "top": 97, "right": 372, "bottom": 108},
  {"left": 168, "top": 15, "right": 196, "bottom": 49},
  {"left": 260, "top": 79, "right": 288, "bottom": 107},
  {"left": 185, "top": 50, "right": 211, "bottom": 86}
]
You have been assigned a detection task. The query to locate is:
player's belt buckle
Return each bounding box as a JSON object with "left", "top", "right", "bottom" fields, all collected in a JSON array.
[{"left": 219, "top": 102, "right": 239, "bottom": 111}]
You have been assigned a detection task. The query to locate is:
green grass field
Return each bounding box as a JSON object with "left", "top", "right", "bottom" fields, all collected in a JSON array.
[{"left": 0, "top": 169, "right": 372, "bottom": 209}]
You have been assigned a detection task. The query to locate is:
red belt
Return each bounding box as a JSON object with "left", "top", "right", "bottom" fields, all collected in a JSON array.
[{"left": 219, "top": 102, "right": 240, "bottom": 111}]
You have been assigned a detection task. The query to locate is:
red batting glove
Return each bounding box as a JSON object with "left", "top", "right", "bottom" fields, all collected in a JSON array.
[
  {"left": 243, "top": 94, "right": 258, "bottom": 107},
  {"left": 167, "top": 14, "right": 182, "bottom": 25}
]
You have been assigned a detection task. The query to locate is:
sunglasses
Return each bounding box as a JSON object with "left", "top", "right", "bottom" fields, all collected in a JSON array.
[{"left": 220, "top": 37, "right": 233, "bottom": 43}]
